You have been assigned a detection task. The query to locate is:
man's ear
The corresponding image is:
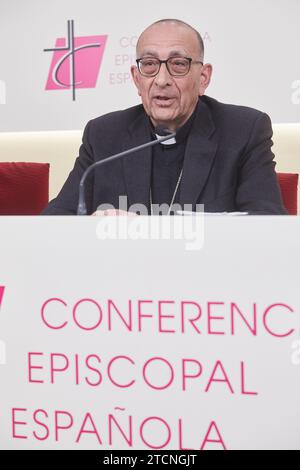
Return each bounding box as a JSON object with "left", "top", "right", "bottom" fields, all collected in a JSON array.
[
  {"left": 131, "top": 65, "right": 141, "bottom": 96},
  {"left": 199, "top": 63, "right": 213, "bottom": 96}
]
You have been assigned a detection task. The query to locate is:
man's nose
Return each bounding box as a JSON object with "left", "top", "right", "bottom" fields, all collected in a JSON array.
[{"left": 154, "top": 62, "right": 173, "bottom": 86}]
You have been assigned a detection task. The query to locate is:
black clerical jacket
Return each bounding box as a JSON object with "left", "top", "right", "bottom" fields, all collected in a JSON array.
[{"left": 42, "top": 95, "right": 287, "bottom": 215}]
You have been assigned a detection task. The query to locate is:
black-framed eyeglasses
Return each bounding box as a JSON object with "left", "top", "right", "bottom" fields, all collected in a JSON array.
[{"left": 136, "top": 56, "right": 203, "bottom": 77}]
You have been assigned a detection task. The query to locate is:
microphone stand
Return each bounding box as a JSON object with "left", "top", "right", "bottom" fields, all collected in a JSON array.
[{"left": 77, "top": 130, "right": 176, "bottom": 215}]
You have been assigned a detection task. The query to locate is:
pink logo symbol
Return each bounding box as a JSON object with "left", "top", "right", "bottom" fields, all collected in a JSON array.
[
  {"left": 44, "top": 20, "right": 107, "bottom": 100},
  {"left": 0, "top": 286, "right": 5, "bottom": 309}
]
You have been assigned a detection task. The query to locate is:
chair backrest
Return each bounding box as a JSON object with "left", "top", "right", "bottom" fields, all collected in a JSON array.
[
  {"left": 0, "top": 162, "right": 49, "bottom": 215},
  {"left": 277, "top": 172, "right": 299, "bottom": 215}
]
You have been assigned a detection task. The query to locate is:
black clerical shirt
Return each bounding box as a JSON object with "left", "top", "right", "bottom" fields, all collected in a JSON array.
[{"left": 150, "top": 109, "right": 197, "bottom": 214}]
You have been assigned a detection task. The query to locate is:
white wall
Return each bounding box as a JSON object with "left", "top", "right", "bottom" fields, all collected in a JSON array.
[{"left": 0, "top": 0, "right": 299, "bottom": 132}]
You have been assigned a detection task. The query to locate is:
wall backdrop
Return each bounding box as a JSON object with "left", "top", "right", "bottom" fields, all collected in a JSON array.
[{"left": 0, "top": 0, "right": 299, "bottom": 131}]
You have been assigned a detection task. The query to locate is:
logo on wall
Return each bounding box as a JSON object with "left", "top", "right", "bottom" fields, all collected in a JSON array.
[
  {"left": 0, "top": 286, "right": 5, "bottom": 310},
  {"left": 44, "top": 20, "right": 107, "bottom": 101}
]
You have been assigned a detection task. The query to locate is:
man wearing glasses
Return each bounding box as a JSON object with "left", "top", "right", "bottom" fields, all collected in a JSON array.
[{"left": 42, "top": 19, "right": 286, "bottom": 215}]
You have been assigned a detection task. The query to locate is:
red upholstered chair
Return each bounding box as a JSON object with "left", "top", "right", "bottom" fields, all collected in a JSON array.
[
  {"left": 0, "top": 162, "right": 49, "bottom": 215},
  {"left": 277, "top": 172, "right": 299, "bottom": 215}
]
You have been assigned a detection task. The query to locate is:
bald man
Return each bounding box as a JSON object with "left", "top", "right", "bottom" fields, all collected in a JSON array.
[{"left": 42, "top": 19, "right": 286, "bottom": 215}]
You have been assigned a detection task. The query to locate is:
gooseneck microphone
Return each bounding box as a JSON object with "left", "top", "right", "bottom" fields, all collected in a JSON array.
[{"left": 77, "top": 127, "right": 176, "bottom": 215}]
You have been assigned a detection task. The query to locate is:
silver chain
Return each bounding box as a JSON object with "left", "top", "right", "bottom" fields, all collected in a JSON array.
[{"left": 150, "top": 168, "right": 183, "bottom": 216}]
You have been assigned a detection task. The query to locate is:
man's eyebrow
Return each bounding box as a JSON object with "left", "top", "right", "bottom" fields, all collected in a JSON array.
[{"left": 138, "top": 49, "right": 188, "bottom": 58}]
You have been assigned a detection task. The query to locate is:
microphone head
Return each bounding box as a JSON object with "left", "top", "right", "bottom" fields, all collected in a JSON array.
[{"left": 154, "top": 126, "right": 176, "bottom": 137}]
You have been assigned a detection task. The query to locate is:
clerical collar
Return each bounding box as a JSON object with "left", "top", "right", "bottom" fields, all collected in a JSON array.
[
  {"left": 154, "top": 133, "right": 176, "bottom": 145},
  {"left": 151, "top": 105, "right": 197, "bottom": 146}
]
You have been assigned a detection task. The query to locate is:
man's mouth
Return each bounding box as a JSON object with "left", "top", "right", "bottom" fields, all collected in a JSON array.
[{"left": 153, "top": 95, "right": 175, "bottom": 105}]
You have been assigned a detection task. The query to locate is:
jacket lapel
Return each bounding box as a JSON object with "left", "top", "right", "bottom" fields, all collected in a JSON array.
[
  {"left": 122, "top": 111, "right": 152, "bottom": 211},
  {"left": 179, "top": 99, "right": 218, "bottom": 208},
  {"left": 122, "top": 98, "right": 218, "bottom": 212}
]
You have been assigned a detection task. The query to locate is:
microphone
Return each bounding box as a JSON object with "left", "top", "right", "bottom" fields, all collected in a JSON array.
[{"left": 77, "top": 127, "right": 176, "bottom": 215}]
